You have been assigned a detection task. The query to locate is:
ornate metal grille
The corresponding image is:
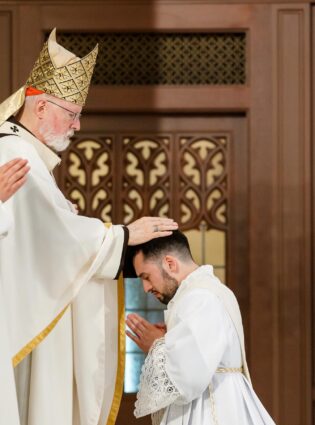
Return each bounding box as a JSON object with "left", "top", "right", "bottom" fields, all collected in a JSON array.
[{"left": 55, "top": 32, "right": 246, "bottom": 85}]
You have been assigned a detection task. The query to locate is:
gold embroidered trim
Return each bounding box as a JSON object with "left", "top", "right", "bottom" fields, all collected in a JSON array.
[
  {"left": 209, "top": 366, "right": 243, "bottom": 424},
  {"left": 106, "top": 274, "right": 125, "bottom": 425},
  {"left": 216, "top": 366, "right": 243, "bottom": 374},
  {"left": 209, "top": 382, "right": 219, "bottom": 425},
  {"left": 12, "top": 306, "right": 69, "bottom": 367}
]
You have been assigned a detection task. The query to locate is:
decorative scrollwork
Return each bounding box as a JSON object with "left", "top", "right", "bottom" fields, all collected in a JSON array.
[
  {"left": 122, "top": 136, "right": 170, "bottom": 224},
  {"left": 56, "top": 132, "right": 228, "bottom": 232},
  {"left": 60, "top": 137, "right": 113, "bottom": 222},
  {"left": 179, "top": 136, "right": 228, "bottom": 230}
]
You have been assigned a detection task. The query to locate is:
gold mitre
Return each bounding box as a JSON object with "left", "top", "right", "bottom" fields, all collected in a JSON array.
[
  {"left": 0, "top": 28, "right": 98, "bottom": 126},
  {"left": 27, "top": 28, "right": 98, "bottom": 106}
]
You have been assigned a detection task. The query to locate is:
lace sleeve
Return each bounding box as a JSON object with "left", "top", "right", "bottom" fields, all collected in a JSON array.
[{"left": 134, "top": 337, "right": 181, "bottom": 418}]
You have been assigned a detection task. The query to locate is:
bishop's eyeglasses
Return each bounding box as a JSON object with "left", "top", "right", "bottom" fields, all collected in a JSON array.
[{"left": 46, "top": 100, "right": 82, "bottom": 122}]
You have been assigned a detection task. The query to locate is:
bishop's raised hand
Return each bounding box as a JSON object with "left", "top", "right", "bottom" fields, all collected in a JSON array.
[{"left": 0, "top": 159, "right": 30, "bottom": 202}]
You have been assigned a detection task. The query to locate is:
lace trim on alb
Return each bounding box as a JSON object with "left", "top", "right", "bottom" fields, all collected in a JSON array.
[{"left": 134, "top": 337, "right": 181, "bottom": 418}]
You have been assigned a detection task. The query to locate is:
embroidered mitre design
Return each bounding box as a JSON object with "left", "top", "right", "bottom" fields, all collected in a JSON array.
[{"left": 26, "top": 30, "right": 98, "bottom": 106}]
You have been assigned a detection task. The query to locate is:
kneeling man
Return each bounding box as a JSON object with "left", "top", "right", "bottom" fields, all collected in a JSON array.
[{"left": 126, "top": 231, "right": 276, "bottom": 425}]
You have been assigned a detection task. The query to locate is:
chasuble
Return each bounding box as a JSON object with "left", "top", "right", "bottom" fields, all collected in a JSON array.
[{"left": 0, "top": 120, "right": 126, "bottom": 425}]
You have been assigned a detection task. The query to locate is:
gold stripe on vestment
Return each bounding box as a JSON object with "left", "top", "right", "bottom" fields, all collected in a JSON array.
[
  {"left": 12, "top": 306, "right": 69, "bottom": 367},
  {"left": 106, "top": 273, "right": 125, "bottom": 425}
]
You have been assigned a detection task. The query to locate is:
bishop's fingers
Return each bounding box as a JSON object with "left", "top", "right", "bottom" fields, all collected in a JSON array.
[{"left": 8, "top": 164, "right": 30, "bottom": 184}]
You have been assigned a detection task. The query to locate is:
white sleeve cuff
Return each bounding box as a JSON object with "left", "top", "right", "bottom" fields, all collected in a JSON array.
[{"left": 134, "top": 337, "right": 181, "bottom": 418}]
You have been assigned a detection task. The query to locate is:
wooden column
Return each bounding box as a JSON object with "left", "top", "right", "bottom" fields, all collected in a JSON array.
[
  {"left": 0, "top": 7, "right": 15, "bottom": 100},
  {"left": 271, "top": 5, "right": 311, "bottom": 424}
]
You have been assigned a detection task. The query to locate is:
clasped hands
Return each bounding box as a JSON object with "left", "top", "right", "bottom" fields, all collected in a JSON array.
[{"left": 126, "top": 313, "right": 166, "bottom": 353}]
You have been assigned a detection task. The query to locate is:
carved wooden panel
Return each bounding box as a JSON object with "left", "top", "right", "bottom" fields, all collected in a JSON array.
[
  {"left": 177, "top": 135, "right": 228, "bottom": 230},
  {"left": 57, "top": 131, "right": 229, "bottom": 233},
  {"left": 58, "top": 136, "right": 114, "bottom": 222},
  {"left": 121, "top": 135, "right": 171, "bottom": 223}
]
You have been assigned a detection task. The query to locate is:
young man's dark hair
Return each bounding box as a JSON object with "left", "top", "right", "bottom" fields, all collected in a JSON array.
[{"left": 123, "top": 230, "right": 193, "bottom": 277}]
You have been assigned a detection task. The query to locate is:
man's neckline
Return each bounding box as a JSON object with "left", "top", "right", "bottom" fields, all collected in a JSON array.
[{"left": 8, "top": 116, "right": 37, "bottom": 138}]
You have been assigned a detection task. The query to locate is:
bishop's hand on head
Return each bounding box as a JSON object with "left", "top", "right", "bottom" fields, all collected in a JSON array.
[
  {"left": 127, "top": 216, "right": 178, "bottom": 245},
  {"left": 0, "top": 158, "right": 30, "bottom": 202}
]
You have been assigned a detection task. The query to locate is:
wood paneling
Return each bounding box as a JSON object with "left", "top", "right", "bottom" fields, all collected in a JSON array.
[
  {"left": 88, "top": 86, "right": 250, "bottom": 113},
  {"left": 271, "top": 5, "right": 311, "bottom": 424},
  {"left": 17, "top": 3, "right": 252, "bottom": 113},
  {"left": 311, "top": 5, "right": 315, "bottom": 425},
  {"left": 17, "top": 5, "right": 42, "bottom": 86},
  {"left": 247, "top": 4, "right": 277, "bottom": 415},
  {"left": 0, "top": 8, "right": 13, "bottom": 99},
  {"left": 0, "top": 0, "right": 313, "bottom": 5},
  {"left": 40, "top": 3, "right": 252, "bottom": 31}
]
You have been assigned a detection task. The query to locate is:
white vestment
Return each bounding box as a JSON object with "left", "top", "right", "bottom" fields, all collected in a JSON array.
[
  {"left": 0, "top": 202, "right": 20, "bottom": 425},
  {"left": 0, "top": 119, "right": 127, "bottom": 425},
  {"left": 135, "top": 266, "right": 276, "bottom": 425}
]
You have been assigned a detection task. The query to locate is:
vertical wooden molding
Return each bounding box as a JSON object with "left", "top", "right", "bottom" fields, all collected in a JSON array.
[
  {"left": 17, "top": 4, "right": 42, "bottom": 85},
  {"left": 312, "top": 6, "right": 315, "bottom": 424},
  {"left": 0, "top": 10, "right": 12, "bottom": 101},
  {"left": 272, "top": 5, "right": 311, "bottom": 425},
  {"left": 249, "top": 4, "right": 277, "bottom": 417}
]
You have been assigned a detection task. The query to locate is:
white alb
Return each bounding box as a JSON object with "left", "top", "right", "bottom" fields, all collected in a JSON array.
[{"left": 135, "top": 265, "right": 276, "bottom": 425}]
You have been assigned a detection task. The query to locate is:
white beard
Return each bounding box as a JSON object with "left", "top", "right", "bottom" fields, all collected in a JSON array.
[{"left": 39, "top": 121, "right": 74, "bottom": 152}]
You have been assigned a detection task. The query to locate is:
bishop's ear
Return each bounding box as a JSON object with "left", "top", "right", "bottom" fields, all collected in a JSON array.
[{"left": 35, "top": 99, "right": 47, "bottom": 119}]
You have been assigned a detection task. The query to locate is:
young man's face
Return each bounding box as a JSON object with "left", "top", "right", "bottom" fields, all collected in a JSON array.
[{"left": 133, "top": 251, "right": 179, "bottom": 305}]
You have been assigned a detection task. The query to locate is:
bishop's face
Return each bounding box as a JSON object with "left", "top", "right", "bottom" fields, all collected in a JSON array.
[
  {"left": 40, "top": 97, "right": 82, "bottom": 152},
  {"left": 133, "top": 251, "right": 179, "bottom": 305}
]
